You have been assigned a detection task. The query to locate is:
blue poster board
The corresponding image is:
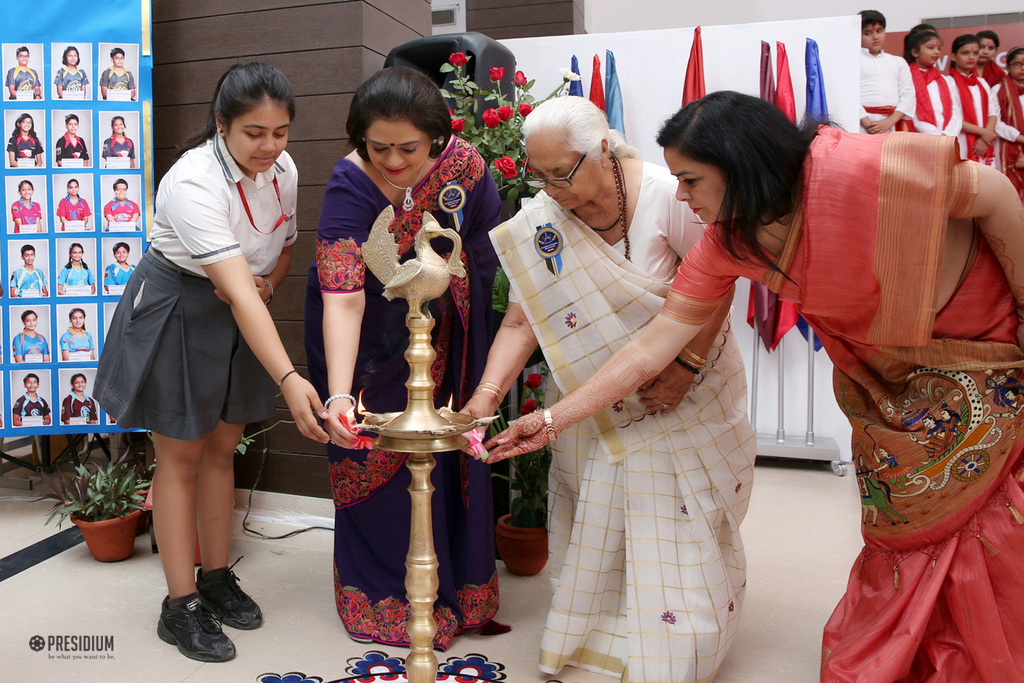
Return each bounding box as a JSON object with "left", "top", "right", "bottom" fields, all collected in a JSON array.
[{"left": 0, "top": 0, "right": 152, "bottom": 434}]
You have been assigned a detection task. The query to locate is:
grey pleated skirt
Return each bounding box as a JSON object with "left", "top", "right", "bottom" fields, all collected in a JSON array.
[{"left": 94, "top": 249, "right": 276, "bottom": 441}]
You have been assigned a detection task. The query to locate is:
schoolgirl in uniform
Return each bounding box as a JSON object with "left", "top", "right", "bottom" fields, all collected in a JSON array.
[
  {"left": 59, "top": 307, "right": 95, "bottom": 361},
  {"left": 101, "top": 116, "right": 135, "bottom": 169},
  {"left": 53, "top": 46, "right": 89, "bottom": 99},
  {"left": 6, "top": 113, "right": 44, "bottom": 167},
  {"left": 61, "top": 373, "right": 98, "bottom": 424},
  {"left": 949, "top": 34, "right": 999, "bottom": 165},
  {"left": 56, "top": 242, "right": 95, "bottom": 295},
  {"left": 11, "top": 180, "right": 43, "bottom": 232},
  {"left": 56, "top": 179, "right": 91, "bottom": 230},
  {"left": 94, "top": 62, "right": 329, "bottom": 663},
  {"left": 905, "top": 30, "right": 963, "bottom": 136}
]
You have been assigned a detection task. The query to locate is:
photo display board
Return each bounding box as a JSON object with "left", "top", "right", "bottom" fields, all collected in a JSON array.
[{"left": 0, "top": 0, "right": 152, "bottom": 434}]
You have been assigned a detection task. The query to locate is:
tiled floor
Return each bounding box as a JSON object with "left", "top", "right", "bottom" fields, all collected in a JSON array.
[{"left": 0, "top": 457, "right": 862, "bottom": 682}]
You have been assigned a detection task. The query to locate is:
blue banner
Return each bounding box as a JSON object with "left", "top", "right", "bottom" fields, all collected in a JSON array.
[{"left": 0, "top": 0, "right": 152, "bottom": 435}]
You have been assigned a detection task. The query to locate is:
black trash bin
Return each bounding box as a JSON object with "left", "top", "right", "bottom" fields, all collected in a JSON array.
[{"left": 384, "top": 32, "right": 516, "bottom": 122}]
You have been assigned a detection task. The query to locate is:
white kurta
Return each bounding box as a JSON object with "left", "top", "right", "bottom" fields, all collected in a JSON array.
[
  {"left": 494, "top": 163, "right": 756, "bottom": 683},
  {"left": 859, "top": 49, "right": 916, "bottom": 132},
  {"left": 954, "top": 73, "right": 1000, "bottom": 166},
  {"left": 910, "top": 71, "right": 963, "bottom": 137}
]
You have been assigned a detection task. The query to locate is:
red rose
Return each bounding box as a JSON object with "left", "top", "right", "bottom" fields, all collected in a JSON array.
[
  {"left": 513, "top": 70, "right": 527, "bottom": 87},
  {"left": 481, "top": 108, "right": 501, "bottom": 128},
  {"left": 449, "top": 52, "right": 468, "bottom": 67},
  {"left": 524, "top": 373, "right": 542, "bottom": 389},
  {"left": 451, "top": 118, "right": 465, "bottom": 133},
  {"left": 521, "top": 399, "right": 538, "bottom": 414},
  {"left": 518, "top": 103, "right": 533, "bottom": 117},
  {"left": 494, "top": 155, "right": 517, "bottom": 179},
  {"left": 496, "top": 105, "right": 513, "bottom": 122},
  {"left": 489, "top": 66, "right": 506, "bottom": 82}
]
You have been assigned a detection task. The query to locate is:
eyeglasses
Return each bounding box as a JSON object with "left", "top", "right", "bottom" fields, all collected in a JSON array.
[
  {"left": 1008, "top": 61, "right": 1024, "bottom": 69},
  {"left": 524, "top": 153, "right": 587, "bottom": 189}
]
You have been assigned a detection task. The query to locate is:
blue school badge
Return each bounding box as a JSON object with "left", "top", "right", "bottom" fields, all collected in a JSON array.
[
  {"left": 438, "top": 182, "right": 466, "bottom": 232},
  {"left": 534, "top": 223, "right": 563, "bottom": 276}
]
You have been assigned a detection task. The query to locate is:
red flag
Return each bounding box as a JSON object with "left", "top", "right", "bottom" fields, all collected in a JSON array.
[
  {"left": 589, "top": 54, "right": 605, "bottom": 111},
  {"left": 682, "top": 26, "right": 705, "bottom": 106},
  {"left": 775, "top": 41, "right": 797, "bottom": 123}
]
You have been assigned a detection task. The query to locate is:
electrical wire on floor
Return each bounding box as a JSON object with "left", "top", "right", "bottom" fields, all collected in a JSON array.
[{"left": 240, "top": 426, "right": 333, "bottom": 541}]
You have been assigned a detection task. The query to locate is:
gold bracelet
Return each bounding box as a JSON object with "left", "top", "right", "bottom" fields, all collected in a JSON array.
[
  {"left": 543, "top": 409, "right": 556, "bottom": 443},
  {"left": 681, "top": 346, "right": 707, "bottom": 367},
  {"left": 474, "top": 384, "right": 502, "bottom": 400},
  {"left": 1017, "top": 307, "right": 1024, "bottom": 321}
]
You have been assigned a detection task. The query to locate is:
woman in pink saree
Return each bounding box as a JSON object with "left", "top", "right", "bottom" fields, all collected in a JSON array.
[{"left": 486, "top": 91, "right": 1024, "bottom": 682}]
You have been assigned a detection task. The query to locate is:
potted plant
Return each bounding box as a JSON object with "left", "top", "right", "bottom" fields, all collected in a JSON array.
[
  {"left": 490, "top": 367, "right": 552, "bottom": 576},
  {"left": 41, "top": 449, "right": 147, "bottom": 562}
]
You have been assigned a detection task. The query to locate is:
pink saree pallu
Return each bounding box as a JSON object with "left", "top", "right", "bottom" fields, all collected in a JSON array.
[{"left": 664, "top": 127, "right": 1024, "bottom": 682}]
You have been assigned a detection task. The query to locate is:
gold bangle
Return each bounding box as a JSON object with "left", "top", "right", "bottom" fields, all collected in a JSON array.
[
  {"left": 681, "top": 346, "right": 707, "bottom": 367},
  {"left": 474, "top": 384, "right": 502, "bottom": 400},
  {"left": 1016, "top": 307, "right": 1024, "bottom": 321},
  {"left": 543, "top": 409, "right": 556, "bottom": 443}
]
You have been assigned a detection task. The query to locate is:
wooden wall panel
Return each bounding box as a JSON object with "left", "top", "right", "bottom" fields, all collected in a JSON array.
[
  {"left": 153, "top": 0, "right": 429, "bottom": 496},
  {"left": 466, "top": 0, "right": 583, "bottom": 39}
]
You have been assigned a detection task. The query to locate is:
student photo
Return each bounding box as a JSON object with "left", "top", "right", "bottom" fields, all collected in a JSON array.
[
  {"left": 11, "top": 306, "right": 51, "bottom": 363},
  {"left": 53, "top": 111, "right": 91, "bottom": 167},
  {"left": 57, "top": 303, "right": 97, "bottom": 362},
  {"left": 55, "top": 239, "right": 97, "bottom": 296},
  {"left": 98, "top": 44, "right": 138, "bottom": 101},
  {"left": 102, "top": 239, "right": 140, "bottom": 295},
  {"left": 6, "top": 176, "right": 47, "bottom": 233},
  {"left": 4, "top": 44, "right": 43, "bottom": 100},
  {"left": 9, "top": 242, "right": 49, "bottom": 298},
  {"left": 100, "top": 113, "right": 138, "bottom": 169},
  {"left": 101, "top": 176, "right": 141, "bottom": 230},
  {"left": 5, "top": 111, "right": 45, "bottom": 168},
  {"left": 51, "top": 43, "right": 91, "bottom": 100},
  {"left": 11, "top": 370, "right": 51, "bottom": 427},
  {"left": 60, "top": 370, "right": 99, "bottom": 425},
  {"left": 53, "top": 175, "right": 93, "bottom": 232}
]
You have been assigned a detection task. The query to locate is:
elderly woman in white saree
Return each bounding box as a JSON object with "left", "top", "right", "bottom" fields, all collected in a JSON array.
[{"left": 462, "top": 97, "right": 756, "bottom": 683}]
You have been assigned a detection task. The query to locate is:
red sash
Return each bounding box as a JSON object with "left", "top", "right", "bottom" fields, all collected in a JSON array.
[
  {"left": 997, "top": 75, "right": 1024, "bottom": 199},
  {"left": 912, "top": 66, "right": 952, "bottom": 130},
  {"left": 950, "top": 69, "right": 995, "bottom": 162},
  {"left": 863, "top": 105, "right": 915, "bottom": 132},
  {"left": 982, "top": 60, "right": 1006, "bottom": 88}
]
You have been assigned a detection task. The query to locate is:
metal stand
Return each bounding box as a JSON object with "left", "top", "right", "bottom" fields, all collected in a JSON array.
[{"left": 0, "top": 434, "right": 112, "bottom": 490}]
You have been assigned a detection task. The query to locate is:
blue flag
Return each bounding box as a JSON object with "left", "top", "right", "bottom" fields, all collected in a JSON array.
[
  {"left": 604, "top": 50, "right": 624, "bottom": 134},
  {"left": 804, "top": 38, "right": 829, "bottom": 122},
  {"left": 569, "top": 55, "right": 584, "bottom": 97}
]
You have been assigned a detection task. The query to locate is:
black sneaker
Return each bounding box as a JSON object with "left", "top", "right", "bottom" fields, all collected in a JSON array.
[
  {"left": 157, "top": 595, "right": 235, "bottom": 662},
  {"left": 196, "top": 566, "right": 263, "bottom": 630}
]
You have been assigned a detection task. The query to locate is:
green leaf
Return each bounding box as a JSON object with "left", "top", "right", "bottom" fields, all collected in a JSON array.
[
  {"left": 438, "top": 88, "right": 453, "bottom": 99},
  {"left": 439, "top": 63, "right": 455, "bottom": 73}
]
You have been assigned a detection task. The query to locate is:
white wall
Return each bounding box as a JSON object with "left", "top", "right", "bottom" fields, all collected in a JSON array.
[
  {"left": 585, "top": 0, "right": 1023, "bottom": 34},
  {"left": 501, "top": 15, "right": 860, "bottom": 460}
]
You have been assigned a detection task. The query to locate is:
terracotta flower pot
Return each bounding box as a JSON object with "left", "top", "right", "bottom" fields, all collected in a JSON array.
[
  {"left": 495, "top": 513, "right": 548, "bottom": 576},
  {"left": 73, "top": 509, "right": 144, "bottom": 562}
]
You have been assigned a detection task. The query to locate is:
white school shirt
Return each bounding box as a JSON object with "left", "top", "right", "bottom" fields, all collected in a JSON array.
[
  {"left": 910, "top": 71, "right": 963, "bottom": 137},
  {"left": 148, "top": 135, "right": 298, "bottom": 277},
  {"left": 954, "top": 73, "right": 999, "bottom": 164},
  {"left": 991, "top": 82, "right": 1023, "bottom": 142},
  {"left": 859, "top": 49, "right": 916, "bottom": 131}
]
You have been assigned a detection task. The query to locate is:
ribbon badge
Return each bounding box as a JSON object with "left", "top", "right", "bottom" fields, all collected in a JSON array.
[
  {"left": 438, "top": 182, "right": 466, "bottom": 232},
  {"left": 534, "top": 223, "right": 563, "bottom": 276}
]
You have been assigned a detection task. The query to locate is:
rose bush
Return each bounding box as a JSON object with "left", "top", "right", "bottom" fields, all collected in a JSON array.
[{"left": 440, "top": 54, "right": 574, "bottom": 202}]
